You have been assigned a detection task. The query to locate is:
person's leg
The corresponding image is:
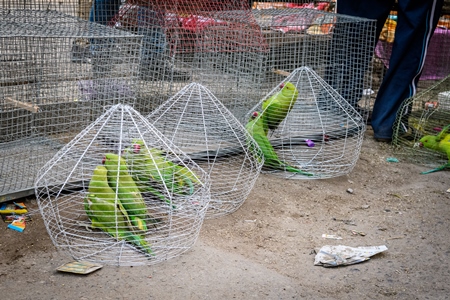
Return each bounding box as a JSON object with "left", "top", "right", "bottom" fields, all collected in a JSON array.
[
  {"left": 326, "top": 0, "right": 394, "bottom": 110},
  {"left": 371, "top": 0, "right": 444, "bottom": 140},
  {"left": 137, "top": 7, "right": 166, "bottom": 63},
  {"left": 136, "top": 6, "right": 190, "bottom": 81},
  {"left": 336, "top": 0, "right": 394, "bottom": 41},
  {"left": 88, "top": 0, "right": 121, "bottom": 75},
  {"left": 89, "top": 0, "right": 121, "bottom": 26}
]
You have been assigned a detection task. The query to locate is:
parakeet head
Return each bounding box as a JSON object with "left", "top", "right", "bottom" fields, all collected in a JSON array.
[
  {"left": 419, "top": 136, "right": 436, "bottom": 148},
  {"left": 102, "top": 153, "right": 113, "bottom": 165},
  {"left": 280, "top": 82, "right": 298, "bottom": 98},
  {"left": 103, "top": 153, "right": 124, "bottom": 165},
  {"left": 284, "top": 82, "right": 295, "bottom": 90},
  {"left": 133, "top": 143, "right": 141, "bottom": 154},
  {"left": 94, "top": 165, "right": 108, "bottom": 176},
  {"left": 246, "top": 111, "right": 261, "bottom": 128}
]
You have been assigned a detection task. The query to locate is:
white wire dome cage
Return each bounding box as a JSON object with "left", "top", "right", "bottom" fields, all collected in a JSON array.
[
  {"left": 35, "top": 104, "right": 210, "bottom": 266},
  {"left": 148, "top": 82, "right": 264, "bottom": 218},
  {"left": 246, "top": 66, "right": 366, "bottom": 179},
  {"left": 392, "top": 74, "right": 450, "bottom": 172}
]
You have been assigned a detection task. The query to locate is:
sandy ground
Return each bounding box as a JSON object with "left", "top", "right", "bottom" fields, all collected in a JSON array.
[{"left": 1, "top": 128, "right": 449, "bottom": 300}]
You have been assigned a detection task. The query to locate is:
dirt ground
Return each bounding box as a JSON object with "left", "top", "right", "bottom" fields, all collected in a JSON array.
[{"left": 1, "top": 127, "right": 449, "bottom": 300}]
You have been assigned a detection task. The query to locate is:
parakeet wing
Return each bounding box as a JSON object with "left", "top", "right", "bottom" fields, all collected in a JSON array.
[{"left": 261, "top": 82, "right": 299, "bottom": 133}]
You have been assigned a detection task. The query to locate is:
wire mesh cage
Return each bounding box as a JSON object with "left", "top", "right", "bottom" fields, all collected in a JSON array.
[
  {"left": 111, "top": 0, "right": 267, "bottom": 122},
  {"left": 252, "top": 8, "right": 377, "bottom": 117},
  {"left": 246, "top": 66, "right": 366, "bottom": 179},
  {"left": 0, "top": 9, "right": 143, "bottom": 202},
  {"left": 0, "top": 0, "right": 88, "bottom": 18},
  {"left": 148, "top": 83, "right": 263, "bottom": 218},
  {"left": 35, "top": 104, "right": 210, "bottom": 266},
  {"left": 373, "top": 10, "right": 450, "bottom": 102},
  {"left": 392, "top": 74, "right": 450, "bottom": 172}
]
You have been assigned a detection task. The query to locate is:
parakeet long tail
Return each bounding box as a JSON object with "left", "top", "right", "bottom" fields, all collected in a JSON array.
[
  {"left": 265, "top": 158, "right": 314, "bottom": 176},
  {"left": 141, "top": 184, "right": 176, "bottom": 209},
  {"left": 120, "top": 231, "right": 154, "bottom": 256},
  {"left": 283, "top": 163, "right": 314, "bottom": 176},
  {"left": 420, "top": 163, "right": 450, "bottom": 174}
]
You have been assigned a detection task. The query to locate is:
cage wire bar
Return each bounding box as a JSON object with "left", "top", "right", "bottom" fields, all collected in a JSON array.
[
  {"left": 111, "top": 0, "right": 267, "bottom": 123},
  {"left": 252, "top": 8, "right": 377, "bottom": 119},
  {"left": 149, "top": 82, "right": 264, "bottom": 218},
  {"left": 392, "top": 74, "right": 450, "bottom": 170},
  {"left": 246, "top": 66, "right": 366, "bottom": 179},
  {"left": 0, "top": 8, "right": 142, "bottom": 202},
  {"left": 35, "top": 103, "right": 210, "bottom": 266}
]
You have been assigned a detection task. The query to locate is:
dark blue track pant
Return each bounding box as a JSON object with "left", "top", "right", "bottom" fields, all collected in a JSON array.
[{"left": 337, "top": 0, "right": 443, "bottom": 139}]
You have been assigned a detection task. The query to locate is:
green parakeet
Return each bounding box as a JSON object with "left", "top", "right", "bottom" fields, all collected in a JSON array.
[
  {"left": 246, "top": 111, "right": 313, "bottom": 176},
  {"left": 122, "top": 146, "right": 171, "bottom": 207},
  {"left": 419, "top": 124, "right": 450, "bottom": 174},
  {"left": 87, "top": 165, "right": 147, "bottom": 232},
  {"left": 123, "top": 139, "right": 199, "bottom": 197},
  {"left": 261, "top": 81, "right": 299, "bottom": 135},
  {"left": 102, "top": 153, "right": 151, "bottom": 224},
  {"left": 84, "top": 166, "right": 153, "bottom": 255},
  {"left": 84, "top": 193, "right": 153, "bottom": 255}
]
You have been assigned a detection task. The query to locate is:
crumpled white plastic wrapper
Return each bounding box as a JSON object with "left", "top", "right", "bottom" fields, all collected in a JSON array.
[{"left": 314, "top": 245, "right": 388, "bottom": 267}]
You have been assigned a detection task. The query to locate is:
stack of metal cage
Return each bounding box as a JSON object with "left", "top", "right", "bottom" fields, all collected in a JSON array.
[
  {"left": 0, "top": 8, "right": 142, "bottom": 202},
  {"left": 252, "top": 7, "right": 377, "bottom": 117},
  {"left": 1, "top": 1, "right": 380, "bottom": 202},
  {"left": 113, "top": 0, "right": 267, "bottom": 123}
]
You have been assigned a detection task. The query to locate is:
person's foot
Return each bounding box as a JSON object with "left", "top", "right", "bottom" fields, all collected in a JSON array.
[{"left": 374, "top": 137, "right": 392, "bottom": 143}]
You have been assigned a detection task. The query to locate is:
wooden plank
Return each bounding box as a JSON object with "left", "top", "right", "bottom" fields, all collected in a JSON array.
[{"left": 4, "top": 97, "right": 40, "bottom": 113}]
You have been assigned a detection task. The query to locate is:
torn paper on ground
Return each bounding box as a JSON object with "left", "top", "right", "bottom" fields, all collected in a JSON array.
[{"left": 314, "top": 245, "right": 388, "bottom": 267}]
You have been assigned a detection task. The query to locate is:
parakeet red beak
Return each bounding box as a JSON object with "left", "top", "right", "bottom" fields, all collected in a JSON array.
[
  {"left": 280, "top": 83, "right": 285, "bottom": 89},
  {"left": 418, "top": 142, "right": 424, "bottom": 148},
  {"left": 133, "top": 143, "right": 141, "bottom": 154},
  {"left": 101, "top": 156, "right": 106, "bottom": 164},
  {"left": 252, "top": 111, "right": 259, "bottom": 118}
]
